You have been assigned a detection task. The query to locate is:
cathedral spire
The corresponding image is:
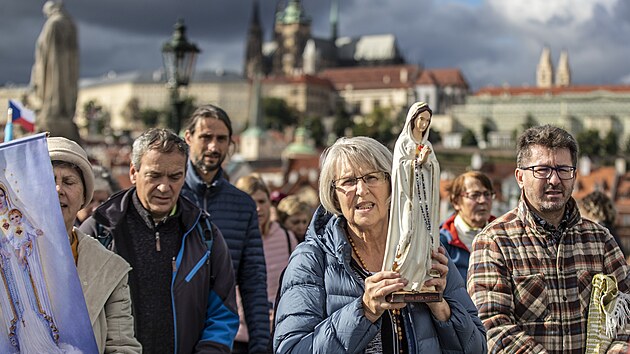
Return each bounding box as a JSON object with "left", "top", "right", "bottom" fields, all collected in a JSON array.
[
  {"left": 536, "top": 46, "right": 553, "bottom": 88},
  {"left": 555, "top": 49, "right": 571, "bottom": 87},
  {"left": 244, "top": 0, "right": 263, "bottom": 79},
  {"left": 330, "top": 0, "right": 339, "bottom": 42}
]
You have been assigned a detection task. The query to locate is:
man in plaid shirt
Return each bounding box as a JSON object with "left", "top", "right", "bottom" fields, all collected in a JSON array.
[{"left": 468, "top": 125, "right": 630, "bottom": 353}]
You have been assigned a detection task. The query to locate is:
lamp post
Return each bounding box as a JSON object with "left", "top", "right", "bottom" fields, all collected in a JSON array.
[{"left": 161, "top": 18, "right": 200, "bottom": 133}]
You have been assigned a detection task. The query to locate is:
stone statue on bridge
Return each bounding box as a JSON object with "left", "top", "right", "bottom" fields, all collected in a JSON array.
[{"left": 29, "top": 1, "right": 81, "bottom": 142}]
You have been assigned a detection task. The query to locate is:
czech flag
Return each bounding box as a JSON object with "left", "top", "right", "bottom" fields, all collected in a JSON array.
[{"left": 8, "top": 99, "right": 36, "bottom": 132}]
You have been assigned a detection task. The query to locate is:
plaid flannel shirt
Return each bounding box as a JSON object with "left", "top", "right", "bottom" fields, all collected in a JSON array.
[{"left": 468, "top": 195, "right": 630, "bottom": 354}]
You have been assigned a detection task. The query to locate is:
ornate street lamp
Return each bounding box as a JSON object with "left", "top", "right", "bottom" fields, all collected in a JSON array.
[{"left": 161, "top": 18, "right": 200, "bottom": 133}]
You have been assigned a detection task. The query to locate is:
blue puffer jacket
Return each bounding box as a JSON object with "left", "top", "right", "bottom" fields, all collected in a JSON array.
[
  {"left": 274, "top": 207, "right": 487, "bottom": 353},
  {"left": 181, "top": 164, "right": 269, "bottom": 353}
]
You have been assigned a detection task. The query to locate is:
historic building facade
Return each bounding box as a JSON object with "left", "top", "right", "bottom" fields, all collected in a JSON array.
[
  {"left": 437, "top": 47, "right": 630, "bottom": 150},
  {"left": 245, "top": 0, "right": 405, "bottom": 79}
]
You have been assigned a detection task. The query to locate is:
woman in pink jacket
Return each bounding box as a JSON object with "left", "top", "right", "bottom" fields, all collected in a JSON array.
[{"left": 235, "top": 174, "right": 297, "bottom": 353}]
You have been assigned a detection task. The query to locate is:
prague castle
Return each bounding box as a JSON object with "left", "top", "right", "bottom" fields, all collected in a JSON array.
[{"left": 436, "top": 46, "right": 630, "bottom": 151}]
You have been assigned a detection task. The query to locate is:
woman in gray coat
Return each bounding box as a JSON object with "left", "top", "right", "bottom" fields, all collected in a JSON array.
[
  {"left": 273, "top": 137, "right": 486, "bottom": 353},
  {"left": 48, "top": 137, "right": 141, "bottom": 353}
]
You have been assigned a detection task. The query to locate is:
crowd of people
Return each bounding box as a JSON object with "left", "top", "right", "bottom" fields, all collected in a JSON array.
[{"left": 8, "top": 100, "right": 629, "bottom": 353}]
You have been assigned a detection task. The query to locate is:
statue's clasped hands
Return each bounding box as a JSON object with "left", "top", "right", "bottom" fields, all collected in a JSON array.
[{"left": 416, "top": 145, "right": 432, "bottom": 165}]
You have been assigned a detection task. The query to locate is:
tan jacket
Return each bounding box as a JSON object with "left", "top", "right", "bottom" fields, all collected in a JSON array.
[{"left": 75, "top": 228, "right": 142, "bottom": 353}]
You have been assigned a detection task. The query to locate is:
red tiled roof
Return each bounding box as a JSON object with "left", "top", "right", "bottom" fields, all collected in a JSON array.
[
  {"left": 573, "top": 166, "right": 617, "bottom": 200},
  {"left": 262, "top": 74, "right": 335, "bottom": 89},
  {"left": 416, "top": 70, "right": 437, "bottom": 85},
  {"left": 417, "top": 68, "right": 469, "bottom": 88},
  {"left": 318, "top": 64, "right": 421, "bottom": 90},
  {"left": 475, "top": 84, "right": 630, "bottom": 97}
]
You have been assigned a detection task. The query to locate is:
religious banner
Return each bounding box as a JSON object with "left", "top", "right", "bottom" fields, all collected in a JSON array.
[
  {"left": 0, "top": 133, "right": 97, "bottom": 353},
  {"left": 382, "top": 102, "right": 442, "bottom": 302}
]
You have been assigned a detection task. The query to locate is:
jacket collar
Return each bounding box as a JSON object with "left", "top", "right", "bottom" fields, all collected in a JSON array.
[
  {"left": 93, "top": 187, "right": 200, "bottom": 230},
  {"left": 184, "top": 160, "right": 227, "bottom": 194},
  {"left": 517, "top": 191, "right": 581, "bottom": 236},
  {"left": 307, "top": 206, "right": 352, "bottom": 266}
]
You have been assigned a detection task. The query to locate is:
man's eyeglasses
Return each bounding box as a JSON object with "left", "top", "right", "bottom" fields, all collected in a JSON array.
[
  {"left": 332, "top": 171, "right": 390, "bottom": 192},
  {"left": 461, "top": 191, "right": 495, "bottom": 202},
  {"left": 518, "top": 165, "right": 576, "bottom": 180}
]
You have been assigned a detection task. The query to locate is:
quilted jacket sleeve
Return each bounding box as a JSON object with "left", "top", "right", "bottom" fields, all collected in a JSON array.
[
  {"left": 273, "top": 244, "right": 380, "bottom": 353},
  {"left": 430, "top": 257, "right": 487, "bottom": 353}
]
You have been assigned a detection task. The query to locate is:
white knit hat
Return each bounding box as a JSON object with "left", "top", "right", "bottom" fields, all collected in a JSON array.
[{"left": 47, "top": 137, "right": 94, "bottom": 209}]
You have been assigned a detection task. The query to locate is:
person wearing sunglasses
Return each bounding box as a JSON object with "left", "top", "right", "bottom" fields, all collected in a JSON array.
[
  {"left": 440, "top": 171, "right": 496, "bottom": 280},
  {"left": 468, "top": 125, "right": 630, "bottom": 353}
]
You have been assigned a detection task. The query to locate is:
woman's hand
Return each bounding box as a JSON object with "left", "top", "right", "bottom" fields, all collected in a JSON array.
[
  {"left": 362, "top": 271, "right": 408, "bottom": 323},
  {"left": 424, "top": 246, "right": 452, "bottom": 321}
]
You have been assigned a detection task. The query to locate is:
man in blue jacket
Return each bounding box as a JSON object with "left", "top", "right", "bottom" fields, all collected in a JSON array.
[
  {"left": 80, "top": 128, "right": 238, "bottom": 353},
  {"left": 181, "top": 104, "right": 269, "bottom": 354}
]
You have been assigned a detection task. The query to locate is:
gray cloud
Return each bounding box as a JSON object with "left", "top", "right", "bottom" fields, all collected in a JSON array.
[{"left": 1, "top": 0, "right": 628, "bottom": 90}]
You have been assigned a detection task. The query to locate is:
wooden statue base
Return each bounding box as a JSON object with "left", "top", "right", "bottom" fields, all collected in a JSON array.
[{"left": 386, "top": 289, "right": 443, "bottom": 303}]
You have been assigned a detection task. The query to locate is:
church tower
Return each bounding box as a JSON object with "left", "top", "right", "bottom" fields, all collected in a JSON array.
[
  {"left": 330, "top": 0, "right": 339, "bottom": 43},
  {"left": 272, "top": 0, "right": 312, "bottom": 76},
  {"left": 555, "top": 49, "right": 571, "bottom": 87},
  {"left": 536, "top": 46, "right": 553, "bottom": 88},
  {"left": 244, "top": 0, "right": 263, "bottom": 80},
  {"left": 240, "top": 76, "right": 267, "bottom": 160}
]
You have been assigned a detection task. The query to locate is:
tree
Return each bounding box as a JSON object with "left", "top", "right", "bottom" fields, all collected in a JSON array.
[
  {"left": 262, "top": 97, "right": 298, "bottom": 130},
  {"left": 353, "top": 107, "right": 395, "bottom": 146},
  {"left": 332, "top": 101, "right": 352, "bottom": 138},
  {"left": 82, "top": 100, "right": 109, "bottom": 136},
  {"left": 461, "top": 129, "right": 478, "bottom": 147},
  {"left": 428, "top": 129, "right": 441, "bottom": 145},
  {"left": 522, "top": 114, "right": 537, "bottom": 131},
  {"left": 481, "top": 120, "right": 494, "bottom": 142},
  {"left": 140, "top": 108, "right": 162, "bottom": 128},
  {"left": 121, "top": 97, "right": 142, "bottom": 128},
  {"left": 576, "top": 129, "right": 603, "bottom": 157},
  {"left": 180, "top": 96, "right": 197, "bottom": 127},
  {"left": 304, "top": 116, "right": 326, "bottom": 147},
  {"left": 602, "top": 130, "right": 619, "bottom": 156}
]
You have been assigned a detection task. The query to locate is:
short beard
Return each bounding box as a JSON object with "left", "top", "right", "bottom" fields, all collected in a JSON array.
[
  {"left": 193, "top": 158, "right": 219, "bottom": 175},
  {"left": 192, "top": 153, "right": 225, "bottom": 176}
]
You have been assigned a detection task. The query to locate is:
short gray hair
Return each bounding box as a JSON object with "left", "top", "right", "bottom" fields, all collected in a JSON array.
[
  {"left": 131, "top": 128, "right": 189, "bottom": 170},
  {"left": 319, "top": 136, "right": 393, "bottom": 215},
  {"left": 517, "top": 125, "right": 579, "bottom": 167}
]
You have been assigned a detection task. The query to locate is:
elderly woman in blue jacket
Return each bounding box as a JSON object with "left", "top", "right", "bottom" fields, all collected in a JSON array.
[{"left": 273, "top": 136, "right": 487, "bottom": 353}]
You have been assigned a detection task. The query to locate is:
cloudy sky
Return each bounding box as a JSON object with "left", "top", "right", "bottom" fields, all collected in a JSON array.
[{"left": 1, "top": 0, "right": 629, "bottom": 91}]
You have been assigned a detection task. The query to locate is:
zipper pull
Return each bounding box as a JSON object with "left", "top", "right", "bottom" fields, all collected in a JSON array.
[
  {"left": 155, "top": 231, "right": 161, "bottom": 252},
  {"left": 172, "top": 257, "right": 176, "bottom": 272}
]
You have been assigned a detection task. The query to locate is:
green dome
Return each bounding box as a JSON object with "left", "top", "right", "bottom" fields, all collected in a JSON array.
[
  {"left": 241, "top": 126, "right": 265, "bottom": 138},
  {"left": 283, "top": 127, "right": 316, "bottom": 155},
  {"left": 277, "top": 0, "right": 311, "bottom": 25}
]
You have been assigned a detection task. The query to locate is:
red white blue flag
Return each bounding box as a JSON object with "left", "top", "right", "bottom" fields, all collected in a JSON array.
[{"left": 8, "top": 100, "right": 36, "bottom": 133}]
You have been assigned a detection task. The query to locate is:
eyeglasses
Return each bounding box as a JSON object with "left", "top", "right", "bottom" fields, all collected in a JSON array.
[
  {"left": 519, "top": 165, "right": 576, "bottom": 180},
  {"left": 332, "top": 171, "right": 390, "bottom": 192},
  {"left": 461, "top": 191, "right": 495, "bottom": 202}
]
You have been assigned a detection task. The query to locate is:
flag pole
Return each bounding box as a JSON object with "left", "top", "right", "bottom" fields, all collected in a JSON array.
[{"left": 4, "top": 106, "right": 13, "bottom": 142}]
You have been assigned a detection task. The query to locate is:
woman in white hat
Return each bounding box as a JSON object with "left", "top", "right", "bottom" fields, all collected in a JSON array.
[{"left": 47, "top": 137, "right": 141, "bottom": 353}]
